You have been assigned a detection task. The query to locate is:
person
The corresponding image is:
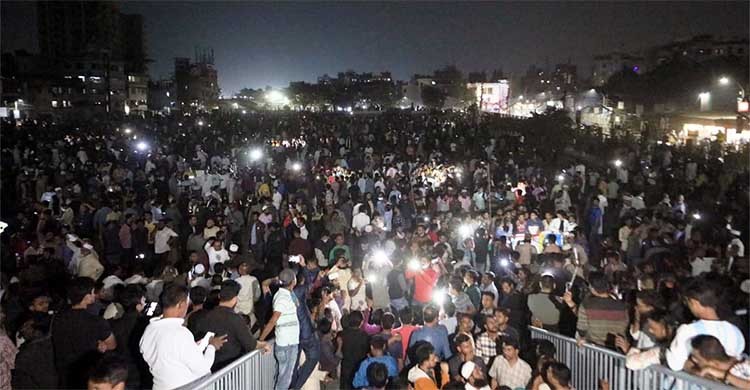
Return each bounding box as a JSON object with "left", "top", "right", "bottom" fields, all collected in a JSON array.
[
  {"left": 394, "top": 308, "right": 420, "bottom": 359},
  {"left": 233, "top": 259, "right": 261, "bottom": 327},
  {"left": 689, "top": 335, "right": 750, "bottom": 388},
  {"left": 12, "top": 314, "right": 58, "bottom": 389},
  {"left": 665, "top": 278, "right": 745, "bottom": 371},
  {"left": 291, "top": 267, "right": 322, "bottom": 390},
  {"left": 407, "top": 343, "right": 450, "bottom": 390},
  {"left": 87, "top": 354, "right": 128, "bottom": 390},
  {"left": 624, "top": 309, "right": 677, "bottom": 370},
  {"left": 405, "top": 256, "right": 441, "bottom": 309},
  {"left": 53, "top": 277, "right": 117, "bottom": 389},
  {"left": 193, "top": 280, "right": 269, "bottom": 371},
  {"left": 153, "top": 220, "right": 179, "bottom": 265},
  {"left": 449, "top": 277, "right": 475, "bottom": 315},
  {"left": 576, "top": 272, "right": 628, "bottom": 348},
  {"left": 474, "top": 314, "right": 499, "bottom": 365},
  {"left": 352, "top": 337, "right": 399, "bottom": 388},
  {"left": 317, "top": 318, "right": 341, "bottom": 384},
  {"left": 409, "top": 304, "right": 452, "bottom": 361},
  {"left": 259, "top": 269, "right": 301, "bottom": 390},
  {"left": 527, "top": 276, "right": 560, "bottom": 332},
  {"left": 109, "top": 284, "right": 150, "bottom": 388},
  {"left": 139, "top": 284, "right": 227, "bottom": 390},
  {"left": 479, "top": 272, "right": 499, "bottom": 307},
  {"left": 460, "top": 360, "right": 491, "bottom": 390},
  {"left": 365, "top": 362, "right": 390, "bottom": 390},
  {"left": 531, "top": 362, "right": 573, "bottom": 390},
  {"left": 494, "top": 308, "right": 521, "bottom": 345},
  {"left": 488, "top": 337, "right": 532, "bottom": 390},
  {"left": 78, "top": 243, "right": 105, "bottom": 281},
  {"left": 339, "top": 311, "right": 371, "bottom": 390},
  {"left": 448, "top": 333, "right": 486, "bottom": 382}
]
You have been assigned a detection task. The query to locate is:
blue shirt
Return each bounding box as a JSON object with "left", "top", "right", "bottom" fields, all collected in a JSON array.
[
  {"left": 293, "top": 285, "right": 315, "bottom": 341},
  {"left": 352, "top": 356, "right": 399, "bottom": 388},
  {"left": 408, "top": 324, "right": 453, "bottom": 360}
]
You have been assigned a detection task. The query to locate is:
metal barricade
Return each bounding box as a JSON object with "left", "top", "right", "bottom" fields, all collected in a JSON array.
[
  {"left": 175, "top": 349, "right": 277, "bottom": 390},
  {"left": 530, "top": 327, "right": 735, "bottom": 390}
]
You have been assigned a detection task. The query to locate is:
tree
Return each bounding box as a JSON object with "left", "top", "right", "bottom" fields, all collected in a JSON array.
[{"left": 421, "top": 85, "right": 446, "bottom": 109}]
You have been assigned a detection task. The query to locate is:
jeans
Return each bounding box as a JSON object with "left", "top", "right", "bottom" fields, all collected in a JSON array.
[
  {"left": 291, "top": 336, "right": 320, "bottom": 389},
  {"left": 275, "top": 343, "right": 299, "bottom": 390},
  {"left": 390, "top": 297, "right": 409, "bottom": 313}
]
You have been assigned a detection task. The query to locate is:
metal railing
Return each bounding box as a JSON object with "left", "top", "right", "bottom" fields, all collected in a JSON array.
[
  {"left": 175, "top": 348, "right": 277, "bottom": 390},
  {"left": 530, "top": 327, "right": 735, "bottom": 390}
]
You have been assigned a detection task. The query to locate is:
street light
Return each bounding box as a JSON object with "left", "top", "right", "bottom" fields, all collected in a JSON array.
[
  {"left": 248, "top": 148, "right": 263, "bottom": 162},
  {"left": 719, "top": 77, "right": 730, "bottom": 86},
  {"left": 717, "top": 76, "right": 746, "bottom": 98}
]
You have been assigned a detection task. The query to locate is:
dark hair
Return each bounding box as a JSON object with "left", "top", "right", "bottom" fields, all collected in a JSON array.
[
  {"left": 318, "top": 317, "right": 333, "bottom": 334},
  {"left": 501, "top": 336, "right": 520, "bottom": 350},
  {"left": 682, "top": 278, "right": 721, "bottom": 310},
  {"left": 444, "top": 301, "right": 456, "bottom": 317},
  {"left": 399, "top": 307, "right": 414, "bottom": 325},
  {"left": 160, "top": 284, "right": 189, "bottom": 309},
  {"left": 449, "top": 276, "right": 464, "bottom": 292},
  {"left": 120, "top": 284, "right": 146, "bottom": 311},
  {"left": 218, "top": 280, "right": 241, "bottom": 302},
  {"left": 190, "top": 286, "right": 208, "bottom": 305},
  {"left": 481, "top": 291, "right": 496, "bottom": 301},
  {"left": 67, "top": 277, "right": 95, "bottom": 305},
  {"left": 348, "top": 310, "right": 364, "bottom": 328},
  {"left": 635, "top": 290, "right": 662, "bottom": 310},
  {"left": 88, "top": 354, "right": 128, "bottom": 386},
  {"left": 691, "top": 335, "right": 731, "bottom": 362},
  {"left": 423, "top": 304, "right": 439, "bottom": 323},
  {"left": 370, "top": 336, "right": 387, "bottom": 351},
  {"left": 588, "top": 271, "right": 610, "bottom": 294},
  {"left": 494, "top": 307, "right": 510, "bottom": 318},
  {"left": 381, "top": 312, "right": 396, "bottom": 330},
  {"left": 366, "top": 362, "right": 389, "bottom": 388},
  {"left": 454, "top": 333, "right": 472, "bottom": 346},
  {"left": 539, "top": 275, "right": 555, "bottom": 290},
  {"left": 547, "top": 362, "right": 572, "bottom": 387},
  {"left": 415, "top": 343, "right": 435, "bottom": 365}
]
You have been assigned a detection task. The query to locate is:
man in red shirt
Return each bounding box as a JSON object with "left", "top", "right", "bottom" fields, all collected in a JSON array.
[
  {"left": 393, "top": 308, "right": 420, "bottom": 359},
  {"left": 404, "top": 256, "right": 441, "bottom": 306}
]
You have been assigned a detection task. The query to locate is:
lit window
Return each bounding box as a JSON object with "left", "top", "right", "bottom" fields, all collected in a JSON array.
[{"left": 51, "top": 100, "right": 59, "bottom": 108}]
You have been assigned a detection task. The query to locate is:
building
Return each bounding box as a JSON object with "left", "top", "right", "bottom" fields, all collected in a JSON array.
[
  {"left": 591, "top": 52, "right": 645, "bottom": 86},
  {"left": 27, "top": 1, "right": 148, "bottom": 117},
  {"left": 148, "top": 79, "right": 176, "bottom": 114},
  {"left": 551, "top": 63, "right": 578, "bottom": 92},
  {"left": 174, "top": 49, "right": 220, "bottom": 111},
  {"left": 466, "top": 81, "right": 510, "bottom": 114},
  {"left": 648, "top": 35, "right": 749, "bottom": 66},
  {"left": 666, "top": 112, "right": 750, "bottom": 144}
]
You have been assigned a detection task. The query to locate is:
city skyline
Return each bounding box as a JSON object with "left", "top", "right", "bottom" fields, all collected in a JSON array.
[{"left": 2, "top": 1, "right": 748, "bottom": 95}]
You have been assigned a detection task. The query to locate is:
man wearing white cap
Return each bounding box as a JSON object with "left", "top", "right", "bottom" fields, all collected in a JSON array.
[{"left": 461, "top": 360, "right": 490, "bottom": 390}]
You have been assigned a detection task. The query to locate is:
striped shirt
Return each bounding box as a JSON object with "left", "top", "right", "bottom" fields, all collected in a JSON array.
[{"left": 576, "top": 296, "right": 628, "bottom": 346}]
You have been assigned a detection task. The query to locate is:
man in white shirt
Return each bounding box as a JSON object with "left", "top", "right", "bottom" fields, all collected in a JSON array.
[
  {"left": 234, "top": 259, "right": 261, "bottom": 327},
  {"left": 205, "top": 239, "right": 230, "bottom": 274},
  {"left": 154, "top": 221, "right": 178, "bottom": 258},
  {"left": 352, "top": 204, "right": 371, "bottom": 232},
  {"left": 260, "top": 269, "right": 301, "bottom": 390},
  {"left": 666, "top": 278, "right": 745, "bottom": 371},
  {"left": 140, "top": 284, "right": 227, "bottom": 390}
]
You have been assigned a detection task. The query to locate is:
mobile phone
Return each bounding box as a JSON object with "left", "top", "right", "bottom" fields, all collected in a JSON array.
[
  {"left": 328, "top": 272, "right": 339, "bottom": 280},
  {"left": 198, "top": 331, "right": 215, "bottom": 351},
  {"left": 146, "top": 302, "right": 158, "bottom": 316},
  {"left": 289, "top": 255, "right": 301, "bottom": 263},
  {"left": 565, "top": 282, "right": 573, "bottom": 292},
  {"left": 605, "top": 333, "right": 617, "bottom": 349}
]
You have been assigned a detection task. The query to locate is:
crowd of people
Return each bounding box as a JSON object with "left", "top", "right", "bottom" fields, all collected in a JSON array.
[{"left": 0, "top": 109, "right": 748, "bottom": 390}]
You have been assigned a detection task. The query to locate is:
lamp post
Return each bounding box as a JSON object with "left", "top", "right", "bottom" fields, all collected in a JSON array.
[{"left": 718, "top": 76, "right": 746, "bottom": 99}]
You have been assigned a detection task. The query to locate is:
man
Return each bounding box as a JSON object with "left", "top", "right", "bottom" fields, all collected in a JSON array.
[
  {"left": 495, "top": 308, "right": 521, "bottom": 345},
  {"left": 365, "top": 362, "right": 390, "bottom": 390},
  {"left": 194, "top": 280, "right": 269, "bottom": 371},
  {"left": 463, "top": 271, "right": 482, "bottom": 310},
  {"left": 154, "top": 220, "right": 178, "bottom": 264},
  {"left": 576, "top": 272, "right": 629, "bottom": 347},
  {"left": 87, "top": 355, "right": 128, "bottom": 390},
  {"left": 461, "top": 360, "right": 491, "bottom": 390},
  {"left": 140, "top": 284, "right": 227, "bottom": 390},
  {"left": 474, "top": 315, "right": 499, "bottom": 365},
  {"left": 448, "top": 333, "right": 487, "bottom": 382},
  {"left": 665, "top": 277, "right": 745, "bottom": 371},
  {"left": 479, "top": 272, "right": 499, "bottom": 307},
  {"left": 352, "top": 338, "right": 399, "bottom": 388},
  {"left": 53, "top": 277, "right": 117, "bottom": 389},
  {"left": 409, "top": 304, "right": 452, "bottom": 361},
  {"left": 394, "top": 308, "right": 420, "bottom": 359},
  {"left": 205, "top": 238, "right": 230, "bottom": 274},
  {"left": 109, "top": 284, "right": 150, "bottom": 388},
  {"left": 291, "top": 267, "right": 321, "bottom": 390},
  {"left": 527, "top": 275, "right": 561, "bottom": 332},
  {"left": 489, "top": 337, "right": 531, "bottom": 389},
  {"left": 340, "top": 311, "right": 370, "bottom": 390},
  {"left": 405, "top": 256, "right": 441, "bottom": 308},
  {"left": 531, "top": 362, "right": 573, "bottom": 390},
  {"left": 259, "top": 269, "right": 300, "bottom": 390},
  {"left": 407, "top": 343, "right": 450, "bottom": 390},
  {"left": 234, "top": 259, "right": 261, "bottom": 326},
  {"left": 689, "top": 335, "right": 750, "bottom": 388},
  {"left": 449, "top": 277, "right": 475, "bottom": 315}
]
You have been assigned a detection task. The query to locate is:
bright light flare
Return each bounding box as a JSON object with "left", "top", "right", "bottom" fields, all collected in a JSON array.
[
  {"left": 458, "top": 224, "right": 474, "bottom": 238},
  {"left": 371, "top": 250, "right": 390, "bottom": 266},
  {"left": 366, "top": 274, "right": 378, "bottom": 283},
  {"left": 136, "top": 142, "right": 148, "bottom": 151},
  {"left": 197, "top": 120, "right": 204, "bottom": 126},
  {"left": 614, "top": 159, "right": 623, "bottom": 167},
  {"left": 557, "top": 174, "right": 565, "bottom": 182},
  {"left": 719, "top": 77, "right": 730, "bottom": 85},
  {"left": 692, "top": 213, "right": 702, "bottom": 220},
  {"left": 123, "top": 128, "right": 132, "bottom": 134},
  {"left": 433, "top": 289, "right": 447, "bottom": 305},
  {"left": 408, "top": 259, "right": 421, "bottom": 271},
  {"left": 249, "top": 148, "right": 263, "bottom": 161},
  {"left": 291, "top": 162, "right": 302, "bottom": 171}
]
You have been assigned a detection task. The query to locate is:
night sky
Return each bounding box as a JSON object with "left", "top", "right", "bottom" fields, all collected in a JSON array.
[{"left": 2, "top": 1, "right": 748, "bottom": 95}]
